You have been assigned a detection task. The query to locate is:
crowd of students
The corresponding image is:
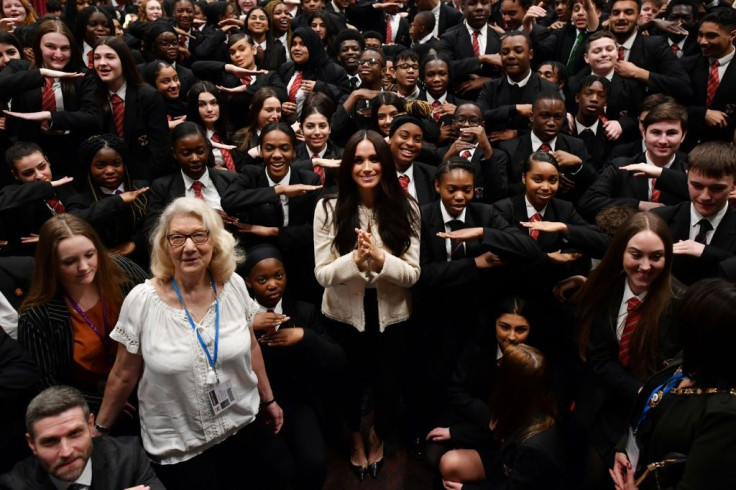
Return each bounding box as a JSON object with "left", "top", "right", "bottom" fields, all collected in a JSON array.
[{"left": 0, "top": 0, "right": 735, "bottom": 487}]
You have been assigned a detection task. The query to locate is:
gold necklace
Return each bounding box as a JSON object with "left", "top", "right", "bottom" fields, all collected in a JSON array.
[{"left": 670, "top": 387, "right": 736, "bottom": 396}]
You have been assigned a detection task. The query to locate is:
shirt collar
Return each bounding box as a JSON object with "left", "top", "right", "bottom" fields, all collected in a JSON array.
[
  {"left": 713, "top": 46, "right": 735, "bottom": 66},
  {"left": 620, "top": 31, "right": 637, "bottom": 51},
  {"left": 99, "top": 183, "right": 126, "bottom": 195},
  {"left": 440, "top": 201, "right": 467, "bottom": 222},
  {"left": 464, "top": 21, "right": 488, "bottom": 39},
  {"left": 308, "top": 145, "right": 327, "bottom": 158},
  {"left": 622, "top": 279, "right": 647, "bottom": 305},
  {"left": 397, "top": 163, "right": 415, "bottom": 181},
  {"left": 50, "top": 457, "right": 92, "bottom": 489},
  {"left": 108, "top": 81, "right": 127, "bottom": 101},
  {"left": 419, "top": 32, "right": 435, "bottom": 44},
  {"left": 426, "top": 91, "right": 446, "bottom": 105},
  {"left": 530, "top": 132, "right": 557, "bottom": 151},
  {"left": 506, "top": 69, "right": 532, "bottom": 87},
  {"left": 575, "top": 118, "right": 599, "bottom": 134},
  {"left": 644, "top": 151, "right": 676, "bottom": 169},
  {"left": 181, "top": 167, "right": 212, "bottom": 190},
  {"left": 266, "top": 166, "right": 291, "bottom": 186},
  {"left": 690, "top": 201, "right": 729, "bottom": 233},
  {"left": 257, "top": 298, "right": 283, "bottom": 314},
  {"left": 525, "top": 194, "right": 546, "bottom": 217}
]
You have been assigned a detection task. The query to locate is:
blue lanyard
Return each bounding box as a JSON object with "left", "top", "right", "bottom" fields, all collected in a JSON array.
[
  {"left": 171, "top": 275, "right": 220, "bottom": 378},
  {"left": 635, "top": 369, "right": 686, "bottom": 433}
]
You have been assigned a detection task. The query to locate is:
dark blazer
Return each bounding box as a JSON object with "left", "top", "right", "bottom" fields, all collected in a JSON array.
[
  {"left": 437, "top": 4, "right": 464, "bottom": 36},
  {"left": 277, "top": 60, "right": 351, "bottom": 101},
  {"left": 581, "top": 284, "right": 680, "bottom": 464},
  {"left": 567, "top": 71, "right": 644, "bottom": 139},
  {"left": 578, "top": 152, "right": 689, "bottom": 221},
  {"left": 223, "top": 165, "right": 321, "bottom": 250},
  {"left": 548, "top": 24, "right": 595, "bottom": 76},
  {"left": 493, "top": 193, "right": 609, "bottom": 300},
  {"left": 65, "top": 180, "right": 149, "bottom": 251},
  {"left": 497, "top": 133, "right": 597, "bottom": 204},
  {"left": 477, "top": 72, "right": 559, "bottom": 132},
  {"left": 405, "top": 161, "right": 439, "bottom": 206},
  {"left": 191, "top": 61, "right": 287, "bottom": 129},
  {"left": 0, "top": 181, "right": 77, "bottom": 257},
  {"left": 0, "top": 436, "right": 165, "bottom": 490},
  {"left": 101, "top": 83, "right": 169, "bottom": 182},
  {"left": 653, "top": 202, "right": 736, "bottom": 285},
  {"left": 145, "top": 168, "right": 244, "bottom": 234},
  {"left": 16, "top": 256, "right": 148, "bottom": 410},
  {"left": 623, "top": 359, "right": 736, "bottom": 490},
  {"left": 681, "top": 53, "right": 736, "bottom": 148},
  {"left": 626, "top": 33, "right": 691, "bottom": 101},
  {"left": 570, "top": 120, "right": 615, "bottom": 172},
  {"left": 345, "top": 2, "right": 410, "bottom": 46},
  {"left": 257, "top": 293, "right": 344, "bottom": 407},
  {"left": 260, "top": 39, "right": 288, "bottom": 71},
  {"left": 193, "top": 24, "right": 231, "bottom": 63},
  {"left": 437, "top": 23, "right": 503, "bottom": 97},
  {"left": 292, "top": 140, "right": 343, "bottom": 194},
  {"left": 411, "top": 36, "right": 442, "bottom": 62},
  {"left": 419, "top": 200, "right": 542, "bottom": 290},
  {"left": 0, "top": 62, "right": 103, "bottom": 179},
  {"left": 0, "top": 328, "right": 38, "bottom": 475}
]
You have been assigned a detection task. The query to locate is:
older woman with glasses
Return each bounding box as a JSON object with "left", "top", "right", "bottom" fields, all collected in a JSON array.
[{"left": 94, "top": 197, "right": 294, "bottom": 489}]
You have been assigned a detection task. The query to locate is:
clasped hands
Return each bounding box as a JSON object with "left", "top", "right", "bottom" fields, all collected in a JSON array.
[{"left": 353, "top": 228, "right": 385, "bottom": 273}]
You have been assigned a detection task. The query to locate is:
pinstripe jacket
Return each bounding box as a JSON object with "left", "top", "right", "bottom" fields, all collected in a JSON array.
[{"left": 17, "top": 256, "right": 149, "bottom": 409}]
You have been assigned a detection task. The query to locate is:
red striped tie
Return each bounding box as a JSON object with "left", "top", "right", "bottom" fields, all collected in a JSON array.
[
  {"left": 670, "top": 44, "right": 679, "bottom": 57},
  {"left": 472, "top": 31, "right": 480, "bottom": 57},
  {"left": 46, "top": 197, "right": 65, "bottom": 214},
  {"left": 192, "top": 180, "right": 205, "bottom": 200},
  {"left": 431, "top": 100, "right": 441, "bottom": 122},
  {"left": 650, "top": 178, "right": 660, "bottom": 203},
  {"left": 110, "top": 94, "right": 124, "bottom": 138},
  {"left": 385, "top": 15, "right": 392, "bottom": 44},
  {"left": 617, "top": 46, "right": 625, "bottom": 61},
  {"left": 289, "top": 71, "right": 303, "bottom": 103},
  {"left": 211, "top": 133, "right": 236, "bottom": 171},
  {"left": 87, "top": 50, "right": 94, "bottom": 69},
  {"left": 618, "top": 297, "right": 641, "bottom": 366},
  {"left": 312, "top": 154, "right": 325, "bottom": 184},
  {"left": 41, "top": 78, "right": 56, "bottom": 129},
  {"left": 460, "top": 150, "right": 471, "bottom": 159},
  {"left": 539, "top": 143, "right": 551, "bottom": 152},
  {"left": 706, "top": 60, "right": 720, "bottom": 107},
  {"left": 240, "top": 74, "right": 252, "bottom": 86},
  {"left": 179, "top": 34, "right": 188, "bottom": 62},
  {"left": 529, "top": 212, "right": 541, "bottom": 240},
  {"left": 398, "top": 175, "right": 410, "bottom": 194}
]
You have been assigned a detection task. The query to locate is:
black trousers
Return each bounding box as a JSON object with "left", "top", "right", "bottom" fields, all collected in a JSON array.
[
  {"left": 326, "top": 289, "right": 409, "bottom": 440},
  {"left": 153, "top": 415, "right": 295, "bottom": 489}
]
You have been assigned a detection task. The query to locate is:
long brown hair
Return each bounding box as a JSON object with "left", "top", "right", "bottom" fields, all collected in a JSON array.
[
  {"left": 488, "top": 344, "right": 556, "bottom": 444},
  {"left": 31, "top": 20, "right": 83, "bottom": 102},
  {"left": 574, "top": 212, "right": 674, "bottom": 379},
  {"left": 20, "top": 215, "right": 126, "bottom": 313}
]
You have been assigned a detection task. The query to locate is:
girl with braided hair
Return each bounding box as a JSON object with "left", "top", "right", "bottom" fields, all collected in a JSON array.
[{"left": 65, "top": 134, "right": 149, "bottom": 261}]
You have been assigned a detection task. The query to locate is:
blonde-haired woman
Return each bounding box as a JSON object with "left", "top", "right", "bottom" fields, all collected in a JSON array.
[{"left": 95, "top": 197, "right": 294, "bottom": 489}]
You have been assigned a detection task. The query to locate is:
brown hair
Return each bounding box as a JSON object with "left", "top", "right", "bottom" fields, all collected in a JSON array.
[
  {"left": 642, "top": 101, "right": 688, "bottom": 131},
  {"left": 573, "top": 212, "right": 674, "bottom": 379},
  {"left": 488, "top": 344, "right": 556, "bottom": 443},
  {"left": 687, "top": 141, "right": 736, "bottom": 179},
  {"left": 21, "top": 215, "right": 126, "bottom": 313}
]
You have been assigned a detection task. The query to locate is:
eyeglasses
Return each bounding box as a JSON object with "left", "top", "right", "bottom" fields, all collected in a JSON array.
[
  {"left": 453, "top": 116, "right": 483, "bottom": 126},
  {"left": 357, "top": 58, "right": 383, "bottom": 66},
  {"left": 396, "top": 63, "right": 419, "bottom": 71},
  {"left": 167, "top": 230, "right": 210, "bottom": 247}
]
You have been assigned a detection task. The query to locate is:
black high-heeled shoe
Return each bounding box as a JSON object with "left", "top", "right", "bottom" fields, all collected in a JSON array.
[
  {"left": 368, "top": 458, "right": 384, "bottom": 479},
  {"left": 349, "top": 461, "right": 368, "bottom": 482}
]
